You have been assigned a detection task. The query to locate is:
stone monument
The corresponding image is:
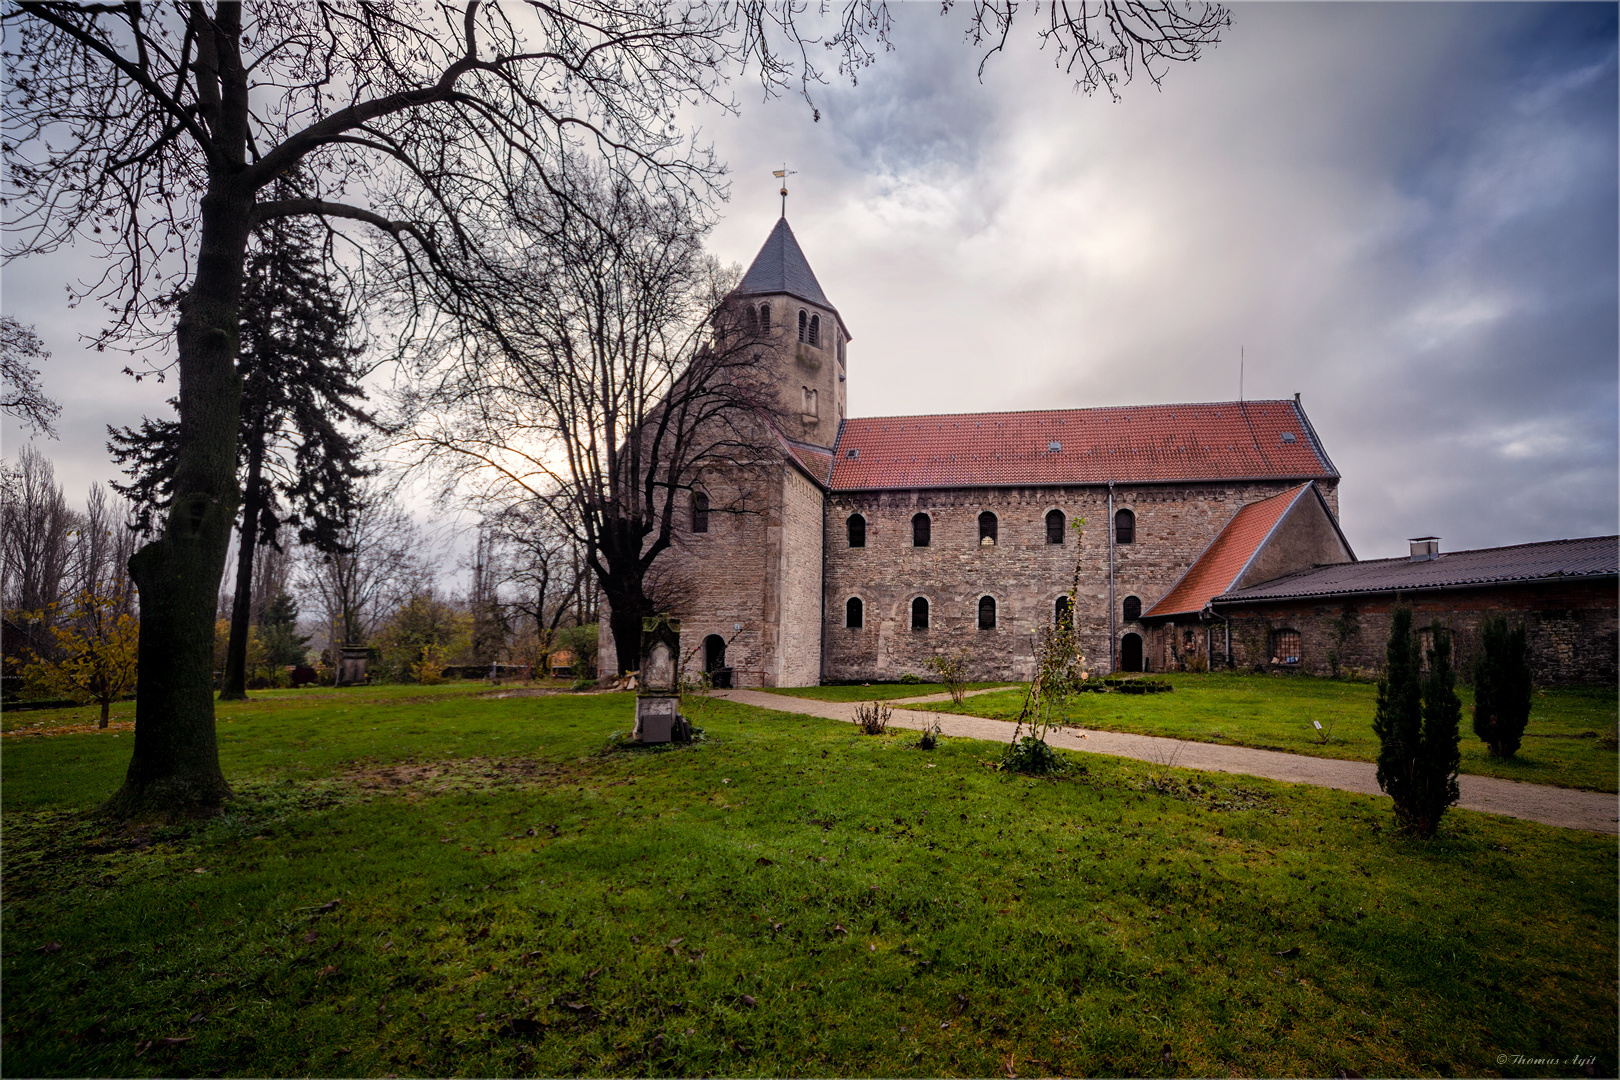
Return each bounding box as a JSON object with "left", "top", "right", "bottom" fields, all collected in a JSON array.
[{"left": 634, "top": 616, "right": 687, "bottom": 743}]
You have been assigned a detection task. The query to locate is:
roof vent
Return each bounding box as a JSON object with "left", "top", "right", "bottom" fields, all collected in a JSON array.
[
  {"left": 1280, "top": 431, "right": 1297, "bottom": 443},
  {"left": 1409, "top": 536, "right": 1440, "bottom": 562},
  {"left": 1048, "top": 441, "right": 1062, "bottom": 453},
  {"left": 845, "top": 448, "right": 858, "bottom": 460}
]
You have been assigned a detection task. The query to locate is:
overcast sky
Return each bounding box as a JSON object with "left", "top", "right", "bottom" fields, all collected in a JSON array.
[{"left": 4, "top": 1, "right": 1616, "bottom": 564}]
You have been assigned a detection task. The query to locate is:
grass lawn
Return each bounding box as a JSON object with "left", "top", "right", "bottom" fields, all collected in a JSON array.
[
  {"left": 912, "top": 673, "right": 1620, "bottom": 793},
  {"left": 761, "top": 683, "right": 1013, "bottom": 703},
  {"left": 2, "top": 685, "right": 1615, "bottom": 1078}
]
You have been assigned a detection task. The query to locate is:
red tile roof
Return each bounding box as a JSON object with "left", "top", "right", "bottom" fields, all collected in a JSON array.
[
  {"left": 1146, "top": 484, "right": 1315, "bottom": 618},
  {"left": 784, "top": 441, "right": 833, "bottom": 484},
  {"left": 826, "top": 400, "right": 1335, "bottom": 491}
]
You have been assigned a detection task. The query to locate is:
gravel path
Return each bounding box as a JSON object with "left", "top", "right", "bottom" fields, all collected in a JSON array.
[{"left": 721, "top": 688, "right": 1618, "bottom": 834}]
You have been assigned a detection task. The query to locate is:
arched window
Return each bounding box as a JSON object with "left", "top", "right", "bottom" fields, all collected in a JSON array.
[
  {"left": 1055, "top": 595, "right": 1072, "bottom": 627},
  {"left": 797, "top": 308, "right": 808, "bottom": 343},
  {"left": 847, "top": 513, "right": 866, "bottom": 548},
  {"left": 758, "top": 304, "right": 770, "bottom": 332},
  {"left": 745, "top": 306, "right": 758, "bottom": 335},
  {"left": 838, "top": 338, "right": 845, "bottom": 365},
  {"left": 846, "top": 597, "right": 864, "bottom": 629},
  {"left": 1046, "top": 509, "right": 1065, "bottom": 544},
  {"left": 802, "top": 386, "right": 818, "bottom": 416},
  {"left": 808, "top": 313, "right": 821, "bottom": 347},
  {"left": 691, "top": 491, "right": 709, "bottom": 533},
  {"left": 1272, "top": 629, "right": 1301, "bottom": 664},
  {"left": 704, "top": 634, "right": 726, "bottom": 672},
  {"left": 1114, "top": 507, "right": 1135, "bottom": 545},
  {"left": 978, "top": 511, "right": 997, "bottom": 546},
  {"left": 911, "top": 596, "right": 929, "bottom": 630},
  {"left": 912, "top": 512, "right": 931, "bottom": 548},
  {"left": 978, "top": 596, "right": 997, "bottom": 630},
  {"left": 1122, "top": 595, "right": 1141, "bottom": 621}
]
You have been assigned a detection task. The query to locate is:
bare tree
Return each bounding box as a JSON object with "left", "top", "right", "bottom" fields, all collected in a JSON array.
[
  {"left": 402, "top": 165, "right": 786, "bottom": 674},
  {"left": 70, "top": 483, "right": 139, "bottom": 614},
  {"left": 2, "top": 0, "right": 1227, "bottom": 815},
  {"left": 487, "top": 501, "right": 594, "bottom": 676},
  {"left": 299, "top": 483, "right": 429, "bottom": 664},
  {"left": 1, "top": 446, "right": 74, "bottom": 619},
  {"left": 0, "top": 316, "right": 59, "bottom": 438}
]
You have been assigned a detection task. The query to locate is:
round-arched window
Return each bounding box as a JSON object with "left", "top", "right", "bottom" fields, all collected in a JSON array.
[
  {"left": 691, "top": 491, "right": 709, "bottom": 533},
  {"left": 978, "top": 596, "right": 997, "bottom": 630},
  {"left": 847, "top": 513, "right": 866, "bottom": 548},
  {"left": 912, "top": 513, "right": 931, "bottom": 548},
  {"left": 1122, "top": 595, "right": 1141, "bottom": 621},
  {"left": 978, "top": 511, "right": 997, "bottom": 546},
  {"left": 1114, "top": 508, "right": 1135, "bottom": 545},
  {"left": 1055, "top": 596, "right": 1072, "bottom": 627},
  {"left": 1046, "top": 509, "right": 1065, "bottom": 544},
  {"left": 911, "top": 596, "right": 929, "bottom": 630},
  {"left": 846, "top": 597, "right": 864, "bottom": 629}
]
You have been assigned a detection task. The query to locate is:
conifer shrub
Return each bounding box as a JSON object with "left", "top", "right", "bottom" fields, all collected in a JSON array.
[
  {"left": 1472, "top": 616, "right": 1533, "bottom": 759},
  {"left": 1373, "top": 608, "right": 1461, "bottom": 837}
]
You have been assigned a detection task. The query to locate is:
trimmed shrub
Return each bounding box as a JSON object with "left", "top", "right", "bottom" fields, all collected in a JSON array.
[
  {"left": 1373, "top": 608, "right": 1461, "bottom": 837},
  {"left": 1472, "top": 616, "right": 1533, "bottom": 759}
]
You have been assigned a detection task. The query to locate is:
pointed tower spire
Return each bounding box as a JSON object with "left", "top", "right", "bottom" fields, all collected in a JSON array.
[{"left": 736, "top": 217, "right": 836, "bottom": 313}]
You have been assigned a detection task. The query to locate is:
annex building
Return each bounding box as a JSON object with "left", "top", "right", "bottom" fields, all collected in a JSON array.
[{"left": 599, "top": 216, "right": 1360, "bottom": 686}]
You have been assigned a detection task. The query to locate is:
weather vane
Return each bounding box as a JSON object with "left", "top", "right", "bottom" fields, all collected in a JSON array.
[{"left": 773, "top": 165, "right": 797, "bottom": 217}]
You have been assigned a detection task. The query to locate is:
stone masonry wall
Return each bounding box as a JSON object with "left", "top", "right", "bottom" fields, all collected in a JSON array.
[
  {"left": 1219, "top": 579, "right": 1618, "bottom": 686},
  {"left": 822, "top": 479, "right": 1332, "bottom": 682}
]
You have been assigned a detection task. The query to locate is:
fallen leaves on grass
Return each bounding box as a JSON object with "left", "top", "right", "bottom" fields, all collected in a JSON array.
[{"left": 3, "top": 720, "right": 136, "bottom": 738}]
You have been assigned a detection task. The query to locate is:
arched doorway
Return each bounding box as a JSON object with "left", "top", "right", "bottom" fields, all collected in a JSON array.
[
  {"left": 1120, "top": 633, "right": 1144, "bottom": 673},
  {"left": 704, "top": 634, "right": 726, "bottom": 672},
  {"left": 703, "top": 634, "right": 731, "bottom": 689}
]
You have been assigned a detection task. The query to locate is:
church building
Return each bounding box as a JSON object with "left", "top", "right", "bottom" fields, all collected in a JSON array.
[{"left": 599, "top": 217, "right": 1352, "bottom": 686}]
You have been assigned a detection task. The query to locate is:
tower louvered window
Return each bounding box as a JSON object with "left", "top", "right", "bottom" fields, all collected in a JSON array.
[
  {"left": 798, "top": 309, "right": 808, "bottom": 342},
  {"left": 759, "top": 304, "right": 770, "bottom": 331},
  {"left": 746, "top": 306, "right": 758, "bottom": 335},
  {"left": 808, "top": 313, "right": 821, "bottom": 347}
]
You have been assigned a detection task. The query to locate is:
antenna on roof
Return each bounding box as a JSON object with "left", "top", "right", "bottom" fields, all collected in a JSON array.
[
  {"left": 773, "top": 165, "right": 797, "bottom": 217},
  {"left": 1239, "top": 345, "right": 1245, "bottom": 403}
]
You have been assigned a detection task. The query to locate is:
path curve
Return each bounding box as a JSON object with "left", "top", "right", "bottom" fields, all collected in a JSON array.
[{"left": 718, "top": 689, "right": 1618, "bottom": 834}]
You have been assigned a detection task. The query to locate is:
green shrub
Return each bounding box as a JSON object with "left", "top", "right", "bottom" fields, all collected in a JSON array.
[
  {"left": 1472, "top": 616, "right": 1532, "bottom": 759},
  {"left": 1002, "top": 735, "right": 1068, "bottom": 775},
  {"left": 1373, "top": 609, "right": 1461, "bottom": 837},
  {"left": 898, "top": 673, "right": 921, "bottom": 685}
]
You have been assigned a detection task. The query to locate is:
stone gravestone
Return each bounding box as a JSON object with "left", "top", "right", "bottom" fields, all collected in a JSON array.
[
  {"left": 336, "top": 646, "right": 370, "bottom": 687},
  {"left": 634, "top": 616, "right": 684, "bottom": 743}
]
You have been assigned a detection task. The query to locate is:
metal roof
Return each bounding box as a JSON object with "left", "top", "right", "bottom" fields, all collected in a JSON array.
[
  {"left": 1214, "top": 535, "right": 1620, "bottom": 605},
  {"left": 826, "top": 399, "right": 1337, "bottom": 491}
]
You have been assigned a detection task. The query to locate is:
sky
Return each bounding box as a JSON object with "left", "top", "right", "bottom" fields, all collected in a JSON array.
[{"left": 3, "top": 1, "right": 1617, "bottom": 564}]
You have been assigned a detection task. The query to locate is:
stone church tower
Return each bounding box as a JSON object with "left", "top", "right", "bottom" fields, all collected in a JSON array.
[{"left": 730, "top": 217, "right": 851, "bottom": 448}]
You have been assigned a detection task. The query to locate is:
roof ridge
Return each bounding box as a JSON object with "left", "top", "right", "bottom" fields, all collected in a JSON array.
[{"left": 845, "top": 399, "right": 1302, "bottom": 424}]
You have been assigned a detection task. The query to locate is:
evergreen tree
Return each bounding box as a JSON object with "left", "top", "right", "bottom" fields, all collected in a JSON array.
[
  {"left": 1472, "top": 616, "right": 1533, "bottom": 759},
  {"left": 109, "top": 215, "right": 371, "bottom": 700},
  {"left": 1374, "top": 608, "right": 1462, "bottom": 837},
  {"left": 257, "top": 592, "right": 310, "bottom": 670}
]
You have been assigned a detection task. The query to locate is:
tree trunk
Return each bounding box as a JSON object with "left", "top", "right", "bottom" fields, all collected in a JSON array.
[
  {"left": 99, "top": 698, "right": 110, "bottom": 729},
  {"left": 219, "top": 432, "right": 268, "bottom": 700},
  {"left": 99, "top": 181, "right": 249, "bottom": 820},
  {"left": 608, "top": 602, "right": 645, "bottom": 678}
]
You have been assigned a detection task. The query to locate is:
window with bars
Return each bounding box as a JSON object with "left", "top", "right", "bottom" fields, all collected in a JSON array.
[{"left": 1272, "top": 628, "right": 1301, "bottom": 664}]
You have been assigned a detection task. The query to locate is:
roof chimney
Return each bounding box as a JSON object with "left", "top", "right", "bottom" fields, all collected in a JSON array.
[{"left": 1408, "top": 536, "right": 1440, "bottom": 562}]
